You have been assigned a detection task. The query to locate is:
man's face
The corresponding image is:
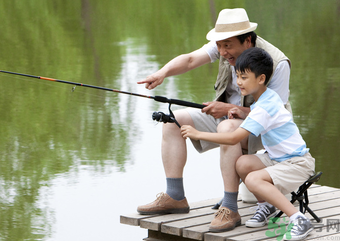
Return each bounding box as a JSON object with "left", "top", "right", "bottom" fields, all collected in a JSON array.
[{"left": 216, "top": 36, "right": 251, "bottom": 66}]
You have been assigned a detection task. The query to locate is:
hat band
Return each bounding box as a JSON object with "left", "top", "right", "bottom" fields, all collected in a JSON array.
[{"left": 215, "top": 21, "right": 250, "bottom": 32}]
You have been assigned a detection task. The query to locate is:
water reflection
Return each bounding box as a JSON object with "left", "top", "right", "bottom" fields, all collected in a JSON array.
[{"left": 0, "top": 0, "right": 339, "bottom": 240}]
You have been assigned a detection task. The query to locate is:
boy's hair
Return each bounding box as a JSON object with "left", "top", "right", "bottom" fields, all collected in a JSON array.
[{"left": 235, "top": 47, "right": 273, "bottom": 85}]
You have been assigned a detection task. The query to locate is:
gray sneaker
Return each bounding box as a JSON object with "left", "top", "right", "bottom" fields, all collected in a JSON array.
[
  {"left": 283, "top": 216, "right": 313, "bottom": 240},
  {"left": 245, "top": 204, "right": 277, "bottom": 227}
]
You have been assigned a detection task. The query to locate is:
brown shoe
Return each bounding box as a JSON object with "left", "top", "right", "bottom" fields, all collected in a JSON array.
[
  {"left": 137, "top": 192, "right": 190, "bottom": 215},
  {"left": 209, "top": 207, "right": 241, "bottom": 232}
]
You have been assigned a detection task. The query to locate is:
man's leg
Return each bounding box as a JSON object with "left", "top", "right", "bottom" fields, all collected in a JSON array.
[
  {"left": 209, "top": 119, "right": 247, "bottom": 232},
  {"left": 137, "top": 109, "right": 194, "bottom": 214},
  {"left": 162, "top": 109, "right": 194, "bottom": 178},
  {"left": 218, "top": 119, "right": 247, "bottom": 209},
  {"left": 162, "top": 109, "right": 195, "bottom": 200}
]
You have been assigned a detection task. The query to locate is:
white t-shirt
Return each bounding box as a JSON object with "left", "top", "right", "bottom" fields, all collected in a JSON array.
[
  {"left": 201, "top": 41, "right": 290, "bottom": 105},
  {"left": 240, "top": 88, "right": 308, "bottom": 162}
]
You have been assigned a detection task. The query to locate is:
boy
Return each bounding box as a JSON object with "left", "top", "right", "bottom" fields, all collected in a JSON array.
[{"left": 181, "top": 47, "right": 315, "bottom": 240}]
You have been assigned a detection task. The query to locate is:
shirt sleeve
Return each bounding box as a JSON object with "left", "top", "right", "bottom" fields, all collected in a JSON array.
[
  {"left": 240, "top": 106, "right": 267, "bottom": 137},
  {"left": 201, "top": 41, "right": 220, "bottom": 63},
  {"left": 267, "top": 61, "right": 290, "bottom": 105}
]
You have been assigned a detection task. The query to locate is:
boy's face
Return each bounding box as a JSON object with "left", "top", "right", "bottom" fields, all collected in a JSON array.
[
  {"left": 236, "top": 69, "right": 265, "bottom": 97},
  {"left": 216, "top": 36, "right": 251, "bottom": 66}
]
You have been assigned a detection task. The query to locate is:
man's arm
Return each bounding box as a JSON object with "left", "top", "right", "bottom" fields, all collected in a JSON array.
[
  {"left": 137, "top": 48, "right": 211, "bottom": 90},
  {"left": 202, "top": 102, "right": 250, "bottom": 119},
  {"left": 181, "top": 125, "right": 250, "bottom": 145}
]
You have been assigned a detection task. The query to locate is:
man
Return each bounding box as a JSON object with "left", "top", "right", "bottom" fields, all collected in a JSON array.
[{"left": 137, "top": 8, "right": 291, "bottom": 232}]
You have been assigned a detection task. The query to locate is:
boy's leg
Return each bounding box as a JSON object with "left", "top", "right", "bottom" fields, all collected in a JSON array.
[
  {"left": 236, "top": 155, "right": 277, "bottom": 227},
  {"left": 246, "top": 169, "right": 314, "bottom": 240},
  {"left": 245, "top": 169, "right": 297, "bottom": 216},
  {"left": 244, "top": 153, "right": 315, "bottom": 211}
]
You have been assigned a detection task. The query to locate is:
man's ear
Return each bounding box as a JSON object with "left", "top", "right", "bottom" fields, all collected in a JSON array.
[{"left": 245, "top": 36, "right": 252, "bottom": 48}]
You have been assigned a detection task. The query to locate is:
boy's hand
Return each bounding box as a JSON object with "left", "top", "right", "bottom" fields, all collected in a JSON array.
[
  {"left": 228, "top": 107, "right": 247, "bottom": 120},
  {"left": 181, "top": 125, "right": 200, "bottom": 140}
]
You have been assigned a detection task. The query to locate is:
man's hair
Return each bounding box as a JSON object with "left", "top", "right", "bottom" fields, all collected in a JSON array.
[
  {"left": 235, "top": 47, "right": 273, "bottom": 85},
  {"left": 236, "top": 31, "right": 257, "bottom": 45}
]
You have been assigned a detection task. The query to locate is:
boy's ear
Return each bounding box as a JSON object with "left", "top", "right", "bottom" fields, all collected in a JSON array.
[{"left": 259, "top": 74, "right": 266, "bottom": 85}]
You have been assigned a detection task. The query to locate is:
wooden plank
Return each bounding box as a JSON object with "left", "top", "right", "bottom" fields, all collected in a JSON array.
[
  {"left": 190, "top": 198, "right": 224, "bottom": 209},
  {"left": 120, "top": 185, "right": 336, "bottom": 227},
  {"left": 146, "top": 230, "right": 196, "bottom": 241},
  {"left": 265, "top": 214, "right": 340, "bottom": 241},
  {"left": 181, "top": 212, "right": 267, "bottom": 240},
  {"left": 140, "top": 206, "right": 217, "bottom": 231},
  {"left": 182, "top": 190, "right": 340, "bottom": 240},
  {"left": 120, "top": 197, "right": 221, "bottom": 226},
  {"left": 161, "top": 214, "right": 213, "bottom": 237},
  {"left": 160, "top": 201, "right": 257, "bottom": 236},
  {"left": 301, "top": 215, "right": 340, "bottom": 240},
  {"left": 140, "top": 198, "right": 257, "bottom": 231},
  {"left": 121, "top": 185, "right": 340, "bottom": 241},
  {"left": 307, "top": 186, "right": 340, "bottom": 195},
  {"left": 120, "top": 213, "right": 158, "bottom": 226},
  {"left": 182, "top": 223, "right": 210, "bottom": 240},
  {"left": 308, "top": 232, "right": 340, "bottom": 241},
  {"left": 160, "top": 201, "right": 259, "bottom": 238},
  {"left": 307, "top": 189, "right": 340, "bottom": 203},
  {"left": 204, "top": 204, "right": 340, "bottom": 241}
]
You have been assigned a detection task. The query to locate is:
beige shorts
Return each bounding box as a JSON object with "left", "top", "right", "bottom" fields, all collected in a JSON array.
[
  {"left": 255, "top": 152, "right": 316, "bottom": 195},
  {"left": 186, "top": 108, "right": 224, "bottom": 153},
  {"left": 186, "top": 108, "right": 264, "bottom": 154}
]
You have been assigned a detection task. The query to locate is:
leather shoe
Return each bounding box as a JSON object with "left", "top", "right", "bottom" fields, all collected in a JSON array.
[
  {"left": 137, "top": 192, "right": 190, "bottom": 215},
  {"left": 209, "top": 207, "right": 241, "bottom": 232}
]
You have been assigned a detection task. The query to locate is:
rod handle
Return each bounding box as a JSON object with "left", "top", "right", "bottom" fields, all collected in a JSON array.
[{"left": 154, "top": 96, "right": 205, "bottom": 109}]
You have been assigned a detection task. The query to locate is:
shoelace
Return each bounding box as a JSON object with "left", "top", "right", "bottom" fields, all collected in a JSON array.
[
  {"left": 215, "top": 207, "right": 231, "bottom": 221},
  {"left": 155, "top": 192, "right": 167, "bottom": 204},
  {"left": 287, "top": 217, "right": 305, "bottom": 233},
  {"left": 249, "top": 204, "right": 271, "bottom": 221}
]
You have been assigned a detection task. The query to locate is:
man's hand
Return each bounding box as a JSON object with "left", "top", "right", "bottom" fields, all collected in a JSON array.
[
  {"left": 180, "top": 125, "right": 201, "bottom": 140},
  {"left": 137, "top": 72, "right": 165, "bottom": 90},
  {"left": 228, "top": 107, "right": 248, "bottom": 119},
  {"left": 202, "top": 101, "right": 236, "bottom": 119}
]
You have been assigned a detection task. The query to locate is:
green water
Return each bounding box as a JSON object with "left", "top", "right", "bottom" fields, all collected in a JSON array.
[{"left": 0, "top": 0, "right": 339, "bottom": 240}]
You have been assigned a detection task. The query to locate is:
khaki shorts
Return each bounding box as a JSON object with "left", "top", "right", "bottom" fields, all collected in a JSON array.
[
  {"left": 186, "top": 108, "right": 225, "bottom": 153},
  {"left": 255, "top": 152, "right": 315, "bottom": 195},
  {"left": 186, "top": 108, "right": 264, "bottom": 154}
]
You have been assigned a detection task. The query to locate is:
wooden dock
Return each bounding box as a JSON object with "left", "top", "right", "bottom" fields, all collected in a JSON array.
[{"left": 121, "top": 184, "right": 340, "bottom": 240}]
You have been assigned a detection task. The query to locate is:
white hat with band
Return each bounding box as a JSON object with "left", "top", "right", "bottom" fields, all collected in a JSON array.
[{"left": 206, "top": 8, "right": 258, "bottom": 41}]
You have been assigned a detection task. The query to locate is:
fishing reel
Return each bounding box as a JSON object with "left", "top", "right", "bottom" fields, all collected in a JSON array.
[{"left": 152, "top": 104, "right": 180, "bottom": 128}]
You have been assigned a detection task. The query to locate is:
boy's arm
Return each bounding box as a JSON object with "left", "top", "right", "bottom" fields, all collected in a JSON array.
[{"left": 181, "top": 125, "right": 251, "bottom": 145}]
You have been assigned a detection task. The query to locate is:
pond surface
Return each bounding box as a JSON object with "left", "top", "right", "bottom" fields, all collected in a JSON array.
[{"left": 0, "top": 1, "right": 339, "bottom": 240}]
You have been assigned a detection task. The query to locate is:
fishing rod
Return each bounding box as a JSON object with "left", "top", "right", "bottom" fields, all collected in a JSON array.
[{"left": 0, "top": 70, "right": 206, "bottom": 127}]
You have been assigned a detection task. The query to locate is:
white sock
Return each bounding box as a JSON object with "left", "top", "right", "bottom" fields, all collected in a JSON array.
[
  {"left": 258, "top": 201, "right": 273, "bottom": 208},
  {"left": 290, "top": 211, "right": 306, "bottom": 222}
]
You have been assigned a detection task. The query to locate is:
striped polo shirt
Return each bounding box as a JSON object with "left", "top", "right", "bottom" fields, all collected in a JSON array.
[{"left": 240, "top": 88, "right": 309, "bottom": 162}]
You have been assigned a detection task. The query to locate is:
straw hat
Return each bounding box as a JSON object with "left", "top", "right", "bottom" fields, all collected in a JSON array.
[{"left": 206, "top": 8, "right": 257, "bottom": 41}]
